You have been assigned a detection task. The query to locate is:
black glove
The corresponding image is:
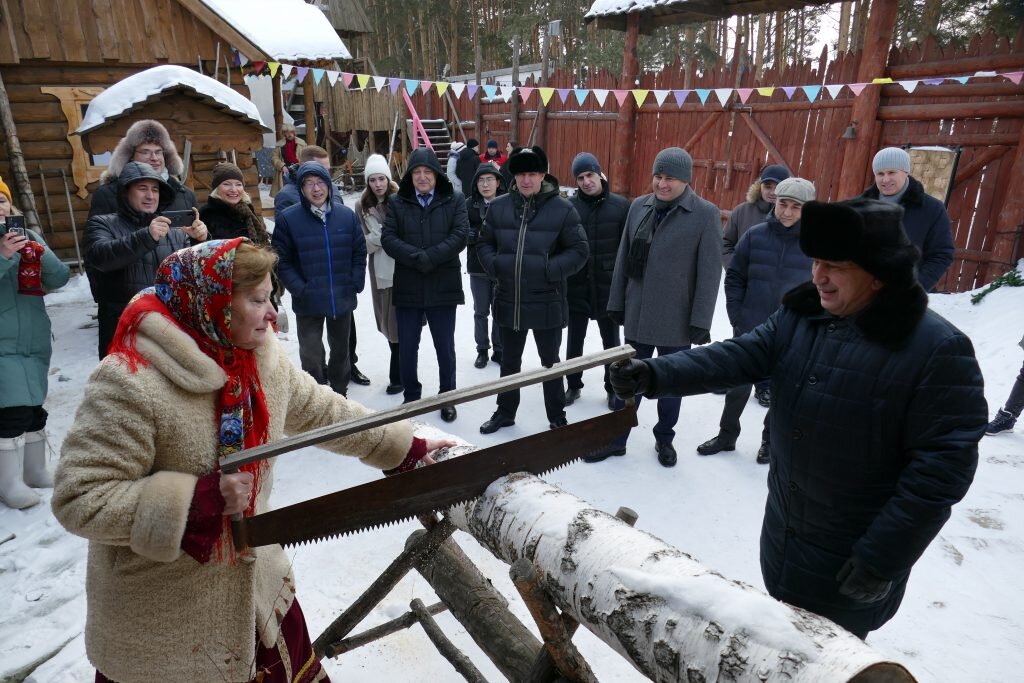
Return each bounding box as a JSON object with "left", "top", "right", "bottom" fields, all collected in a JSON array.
[
  {"left": 414, "top": 251, "right": 433, "bottom": 273},
  {"left": 607, "top": 310, "right": 624, "bottom": 326},
  {"left": 689, "top": 326, "right": 711, "bottom": 345},
  {"left": 836, "top": 557, "right": 892, "bottom": 604},
  {"left": 609, "top": 359, "right": 651, "bottom": 400}
]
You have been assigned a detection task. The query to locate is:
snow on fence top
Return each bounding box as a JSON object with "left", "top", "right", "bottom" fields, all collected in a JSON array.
[
  {"left": 585, "top": 0, "right": 663, "bottom": 18},
  {"left": 76, "top": 65, "right": 267, "bottom": 135},
  {"left": 203, "top": 0, "right": 351, "bottom": 61}
]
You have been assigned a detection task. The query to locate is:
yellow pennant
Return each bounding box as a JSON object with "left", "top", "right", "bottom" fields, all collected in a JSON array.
[
  {"left": 357, "top": 74, "right": 371, "bottom": 90},
  {"left": 268, "top": 62, "right": 280, "bottom": 78},
  {"left": 539, "top": 87, "right": 555, "bottom": 105},
  {"left": 871, "top": 77, "right": 894, "bottom": 84},
  {"left": 632, "top": 89, "right": 649, "bottom": 106},
  {"left": 756, "top": 86, "right": 774, "bottom": 97},
  {"left": 435, "top": 82, "right": 450, "bottom": 97}
]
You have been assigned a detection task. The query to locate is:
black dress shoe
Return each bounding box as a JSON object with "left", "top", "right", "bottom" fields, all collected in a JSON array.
[
  {"left": 583, "top": 445, "right": 627, "bottom": 463},
  {"left": 480, "top": 413, "right": 515, "bottom": 434},
  {"left": 439, "top": 405, "right": 457, "bottom": 422},
  {"left": 474, "top": 351, "right": 489, "bottom": 369},
  {"left": 549, "top": 416, "right": 568, "bottom": 430},
  {"left": 385, "top": 383, "right": 404, "bottom": 395},
  {"left": 656, "top": 441, "right": 677, "bottom": 467},
  {"left": 351, "top": 365, "right": 371, "bottom": 386},
  {"left": 564, "top": 387, "right": 581, "bottom": 406},
  {"left": 756, "top": 440, "right": 770, "bottom": 465},
  {"left": 696, "top": 435, "right": 736, "bottom": 456},
  {"left": 755, "top": 387, "right": 771, "bottom": 408}
]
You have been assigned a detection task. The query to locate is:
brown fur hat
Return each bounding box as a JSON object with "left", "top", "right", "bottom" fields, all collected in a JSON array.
[{"left": 100, "top": 119, "right": 184, "bottom": 184}]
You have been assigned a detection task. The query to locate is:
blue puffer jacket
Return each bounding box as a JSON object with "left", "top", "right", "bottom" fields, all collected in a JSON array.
[
  {"left": 271, "top": 163, "right": 366, "bottom": 317},
  {"left": 724, "top": 214, "right": 811, "bottom": 334},
  {"left": 0, "top": 228, "right": 70, "bottom": 408},
  {"left": 644, "top": 281, "right": 986, "bottom": 635}
]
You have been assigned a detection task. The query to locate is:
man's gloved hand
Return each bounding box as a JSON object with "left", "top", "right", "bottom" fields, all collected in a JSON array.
[
  {"left": 414, "top": 251, "right": 433, "bottom": 273},
  {"left": 836, "top": 556, "right": 893, "bottom": 603},
  {"left": 689, "top": 326, "right": 711, "bottom": 345},
  {"left": 609, "top": 359, "right": 651, "bottom": 399},
  {"left": 607, "top": 310, "right": 624, "bottom": 326}
]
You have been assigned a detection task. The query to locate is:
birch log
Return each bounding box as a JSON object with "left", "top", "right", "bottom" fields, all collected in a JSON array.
[{"left": 444, "top": 470, "right": 916, "bottom": 683}]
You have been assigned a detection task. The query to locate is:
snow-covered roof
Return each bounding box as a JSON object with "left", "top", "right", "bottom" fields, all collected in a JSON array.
[
  {"left": 76, "top": 65, "right": 268, "bottom": 135},
  {"left": 585, "top": 0, "right": 833, "bottom": 32},
  {"left": 202, "top": 0, "right": 351, "bottom": 61}
]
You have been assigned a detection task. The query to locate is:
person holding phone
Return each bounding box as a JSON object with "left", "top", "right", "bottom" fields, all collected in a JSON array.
[
  {"left": 0, "top": 176, "right": 70, "bottom": 509},
  {"left": 85, "top": 162, "right": 207, "bottom": 359}
]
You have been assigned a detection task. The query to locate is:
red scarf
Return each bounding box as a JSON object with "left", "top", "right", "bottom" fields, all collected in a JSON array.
[{"left": 16, "top": 240, "right": 45, "bottom": 296}]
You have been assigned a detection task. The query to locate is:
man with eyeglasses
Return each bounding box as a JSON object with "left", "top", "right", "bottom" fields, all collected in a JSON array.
[
  {"left": 272, "top": 162, "right": 367, "bottom": 396},
  {"left": 382, "top": 147, "right": 468, "bottom": 423}
]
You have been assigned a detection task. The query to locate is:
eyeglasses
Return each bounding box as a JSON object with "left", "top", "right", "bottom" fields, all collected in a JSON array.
[
  {"left": 303, "top": 180, "right": 328, "bottom": 190},
  {"left": 477, "top": 177, "right": 497, "bottom": 183},
  {"left": 135, "top": 148, "right": 164, "bottom": 158}
]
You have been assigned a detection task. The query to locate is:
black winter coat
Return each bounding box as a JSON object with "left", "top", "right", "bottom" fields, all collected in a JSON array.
[
  {"left": 466, "top": 165, "right": 506, "bottom": 276},
  {"left": 88, "top": 175, "right": 196, "bottom": 219},
  {"left": 643, "top": 281, "right": 986, "bottom": 635},
  {"left": 567, "top": 181, "right": 630, "bottom": 318},
  {"left": 199, "top": 196, "right": 270, "bottom": 245},
  {"left": 381, "top": 150, "right": 468, "bottom": 308},
  {"left": 724, "top": 214, "right": 811, "bottom": 334},
  {"left": 455, "top": 150, "right": 481, "bottom": 196},
  {"left": 861, "top": 176, "right": 954, "bottom": 292},
  {"left": 477, "top": 177, "right": 589, "bottom": 330}
]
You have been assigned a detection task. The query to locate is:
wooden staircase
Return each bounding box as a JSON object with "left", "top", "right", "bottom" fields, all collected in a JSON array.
[{"left": 407, "top": 119, "right": 454, "bottom": 164}]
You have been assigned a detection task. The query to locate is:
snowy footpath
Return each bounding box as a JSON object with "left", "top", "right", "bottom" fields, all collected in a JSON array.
[{"left": 1, "top": 229, "right": 1021, "bottom": 681}]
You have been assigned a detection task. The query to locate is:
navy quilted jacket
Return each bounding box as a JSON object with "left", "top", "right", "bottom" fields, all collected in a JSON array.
[{"left": 271, "top": 163, "right": 366, "bottom": 317}]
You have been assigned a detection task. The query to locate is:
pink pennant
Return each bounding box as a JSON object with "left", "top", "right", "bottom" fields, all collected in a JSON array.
[
  {"left": 613, "top": 90, "right": 629, "bottom": 106},
  {"left": 736, "top": 88, "right": 753, "bottom": 104},
  {"left": 518, "top": 87, "right": 535, "bottom": 103},
  {"left": 420, "top": 80, "right": 434, "bottom": 94},
  {"left": 847, "top": 83, "right": 868, "bottom": 96},
  {"left": 342, "top": 72, "right": 354, "bottom": 88},
  {"left": 1003, "top": 71, "right": 1023, "bottom": 85}
]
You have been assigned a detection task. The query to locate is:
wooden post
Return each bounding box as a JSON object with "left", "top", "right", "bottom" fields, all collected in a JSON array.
[
  {"left": 610, "top": 12, "right": 639, "bottom": 196},
  {"left": 0, "top": 71, "right": 42, "bottom": 232},
  {"left": 535, "top": 31, "right": 550, "bottom": 150},
  {"left": 986, "top": 123, "right": 1024, "bottom": 282},
  {"left": 474, "top": 44, "right": 483, "bottom": 139},
  {"left": 510, "top": 36, "right": 521, "bottom": 144},
  {"left": 407, "top": 530, "right": 541, "bottom": 681},
  {"left": 836, "top": 0, "right": 900, "bottom": 199},
  {"left": 410, "top": 599, "right": 488, "bottom": 683},
  {"left": 304, "top": 69, "right": 316, "bottom": 145},
  {"left": 272, "top": 71, "right": 284, "bottom": 137},
  {"left": 324, "top": 602, "right": 448, "bottom": 657}
]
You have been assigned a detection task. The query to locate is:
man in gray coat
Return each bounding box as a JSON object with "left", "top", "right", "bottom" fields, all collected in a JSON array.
[{"left": 599, "top": 147, "right": 722, "bottom": 467}]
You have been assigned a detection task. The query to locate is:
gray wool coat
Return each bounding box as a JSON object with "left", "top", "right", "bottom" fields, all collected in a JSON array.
[{"left": 608, "top": 186, "right": 723, "bottom": 346}]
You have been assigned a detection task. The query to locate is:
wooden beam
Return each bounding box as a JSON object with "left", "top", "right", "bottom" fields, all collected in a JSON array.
[
  {"left": 304, "top": 69, "right": 316, "bottom": 145},
  {"left": 324, "top": 602, "right": 448, "bottom": 657},
  {"left": 986, "top": 123, "right": 1024, "bottom": 281},
  {"left": 888, "top": 53, "right": 1024, "bottom": 80},
  {"left": 879, "top": 82, "right": 1024, "bottom": 98},
  {"left": 0, "top": 70, "right": 41, "bottom": 232},
  {"left": 609, "top": 11, "right": 639, "bottom": 195},
  {"left": 174, "top": 0, "right": 272, "bottom": 62},
  {"left": 952, "top": 146, "right": 1009, "bottom": 186},
  {"left": 738, "top": 112, "right": 791, "bottom": 169},
  {"left": 881, "top": 132, "right": 1020, "bottom": 147},
  {"left": 683, "top": 112, "right": 723, "bottom": 150},
  {"left": 877, "top": 101, "right": 1024, "bottom": 121},
  {"left": 410, "top": 599, "right": 488, "bottom": 683}
]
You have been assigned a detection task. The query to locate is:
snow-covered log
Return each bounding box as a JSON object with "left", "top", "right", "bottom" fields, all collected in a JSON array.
[{"left": 446, "top": 472, "right": 916, "bottom": 683}]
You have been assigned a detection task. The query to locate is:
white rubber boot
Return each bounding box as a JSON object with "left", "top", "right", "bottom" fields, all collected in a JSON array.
[
  {"left": 0, "top": 435, "right": 41, "bottom": 509},
  {"left": 23, "top": 429, "right": 54, "bottom": 488}
]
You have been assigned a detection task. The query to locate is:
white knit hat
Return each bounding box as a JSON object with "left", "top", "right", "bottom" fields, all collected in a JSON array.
[
  {"left": 872, "top": 147, "right": 911, "bottom": 174},
  {"left": 364, "top": 154, "right": 392, "bottom": 181}
]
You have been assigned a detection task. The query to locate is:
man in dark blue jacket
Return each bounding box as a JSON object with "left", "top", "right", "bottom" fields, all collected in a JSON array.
[
  {"left": 382, "top": 148, "right": 468, "bottom": 422},
  {"left": 272, "top": 162, "right": 367, "bottom": 396},
  {"left": 609, "top": 198, "right": 986, "bottom": 638}
]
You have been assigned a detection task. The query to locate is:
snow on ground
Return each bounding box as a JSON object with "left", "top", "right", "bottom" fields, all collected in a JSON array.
[{"left": 1, "top": 199, "right": 1022, "bottom": 681}]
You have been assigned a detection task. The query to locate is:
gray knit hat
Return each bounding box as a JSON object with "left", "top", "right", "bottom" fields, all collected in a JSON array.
[
  {"left": 872, "top": 147, "right": 911, "bottom": 173},
  {"left": 652, "top": 147, "right": 693, "bottom": 182},
  {"left": 775, "top": 177, "right": 815, "bottom": 205},
  {"left": 571, "top": 152, "right": 602, "bottom": 178}
]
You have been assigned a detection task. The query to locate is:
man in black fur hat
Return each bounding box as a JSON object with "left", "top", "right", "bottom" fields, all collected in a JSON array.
[{"left": 608, "top": 197, "right": 987, "bottom": 638}]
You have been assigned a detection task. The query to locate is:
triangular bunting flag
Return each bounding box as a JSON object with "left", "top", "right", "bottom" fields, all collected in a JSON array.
[
  {"left": 652, "top": 89, "right": 670, "bottom": 106},
  {"left": 633, "top": 89, "right": 649, "bottom": 106},
  {"left": 592, "top": 89, "right": 609, "bottom": 106},
  {"left": 973, "top": 70, "right": 997, "bottom": 77},
  {"left": 756, "top": 86, "right": 775, "bottom": 97},
  {"left": 923, "top": 78, "right": 943, "bottom": 85},
  {"left": 695, "top": 89, "right": 711, "bottom": 105},
  {"left": 519, "top": 87, "right": 535, "bottom": 103},
  {"left": 781, "top": 86, "right": 797, "bottom": 100},
  {"left": 326, "top": 70, "right": 340, "bottom": 87},
  {"left": 313, "top": 69, "right": 326, "bottom": 85},
  {"left": 450, "top": 82, "right": 466, "bottom": 98},
  {"left": 801, "top": 85, "right": 821, "bottom": 102},
  {"left": 281, "top": 64, "right": 294, "bottom": 79},
  {"left": 557, "top": 88, "right": 572, "bottom": 103},
  {"left": 949, "top": 76, "right": 969, "bottom": 84},
  {"left": 482, "top": 84, "right": 498, "bottom": 99},
  {"left": 388, "top": 77, "right": 402, "bottom": 94},
  {"left": 269, "top": 62, "right": 281, "bottom": 78},
  {"left": 898, "top": 80, "right": 918, "bottom": 93},
  {"left": 848, "top": 83, "right": 867, "bottom": 96},
  {"left": 404, "top": 79, "right": 419, "bottom": 95},
  {"left": 713, "top": 88, "right": 732, "bottom": 106},
  {"left": 342, "top": 72, "right": 354, "bottom": 88},
  {"left": 574, "top": 89, "right": 589, "bottom": 106},
  {"left": 356, "top": 74, "right": 371, "bottom": 90},
  {"left": 435, "top": 82, "right": 450, "bottom": 97},
  {"left": 250, "top": 61, "right": 266, "bottom": 75},
  {"left": 871, "top": 77, "right": 894, "bottom": 84},
  {"left": 420, "top": 80, "right": 434, "bottom": 94},
  {"left": 672, "top": 90, "right": 690, "bottom": 106},
  {"left": 372, "top": 75, "right": 387, "bottom": 91},
  {"left": 613, "top": 90, "right": 629, "bottom": 106},
  {"left": 825, "top": 84, "right": 844, "bottom": 99},
  {"left": 467, "top": 84, "right": 478, "bottom": 99},
  {"left": 295, "top": 66, "right": 308, "bottom": 82},
  {"left": 1003, "top": 71, "right": 1023, "bottom": 85},
  {"left": 539, "top": 87, "right": 555, "bottom": 105},
  {"left": 736, "top": 88, "right": 753, "bottom": 104}
]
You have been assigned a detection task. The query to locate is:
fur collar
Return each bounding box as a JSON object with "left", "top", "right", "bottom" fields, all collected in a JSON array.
[
  {"left": 782, "top": 280, "right": 929, "bottom": 348},
  {"left": 861, "top": 175, "right": 926, "bottom": 207}
]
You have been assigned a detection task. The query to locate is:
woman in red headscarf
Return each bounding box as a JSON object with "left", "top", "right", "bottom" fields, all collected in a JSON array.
[{"left": 53, "top": 238, "right": 453, "bottom": 683}]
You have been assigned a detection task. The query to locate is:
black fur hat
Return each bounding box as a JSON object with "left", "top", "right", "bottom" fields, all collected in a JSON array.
[
  {"left": 800, "top": 198, "right": 920, "bottom": 288},
  {"left": 507, "top": 146, "right": 549, "bottom": 176}
]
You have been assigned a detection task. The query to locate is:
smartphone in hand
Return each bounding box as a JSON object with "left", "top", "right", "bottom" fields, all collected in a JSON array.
[
  {"left": 162, "top": 209, "right": 195, "bottom": 228},
  {"left": 1, "top": 215, "right": 27, "bottom": 237}
]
